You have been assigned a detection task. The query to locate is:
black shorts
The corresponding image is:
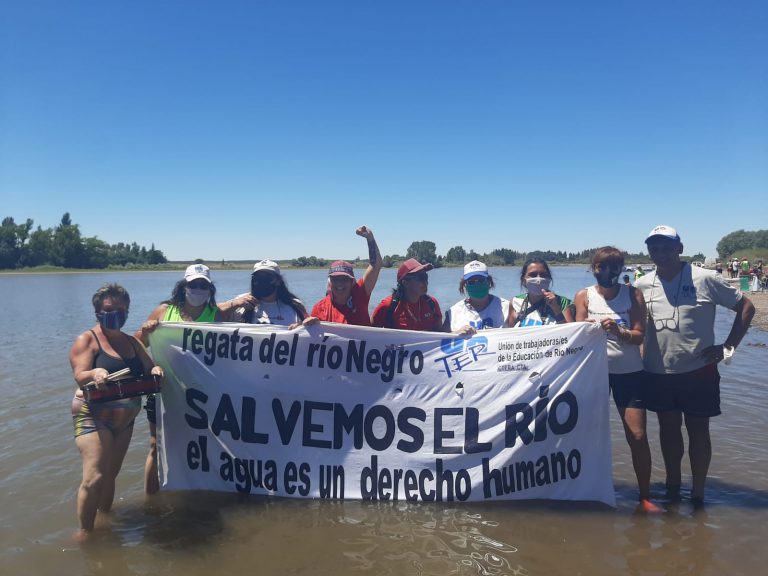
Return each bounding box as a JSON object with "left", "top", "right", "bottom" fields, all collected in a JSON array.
[
  {"left": 609, "top": 370, "right": 646, "bottom": 409},
  {"left": 144, "top": 393, "right": 157, "bottom": 425},
  {"left": 644, "top": 364, "right": 721, "bottom": 417}
]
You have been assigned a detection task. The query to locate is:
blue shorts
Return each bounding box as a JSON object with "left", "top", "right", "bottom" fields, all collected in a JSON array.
[
  {"left": 644, "top": 364, "right": 721, "bottom": 417},
  {"left": 609, "top": 370, "right": 646, "bottom": 409}
]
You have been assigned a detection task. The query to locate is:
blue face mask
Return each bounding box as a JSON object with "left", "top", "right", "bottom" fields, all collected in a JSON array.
[{"left": 97, "top": 309, "right": 128, "bottom": 330}]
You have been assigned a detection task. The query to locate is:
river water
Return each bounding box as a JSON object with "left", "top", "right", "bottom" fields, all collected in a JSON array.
[{"left": 1, "top": 267, "right": 766, "bottom": 576}]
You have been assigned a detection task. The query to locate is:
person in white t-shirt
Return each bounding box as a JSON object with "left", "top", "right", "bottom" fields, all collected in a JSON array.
[
  {"left": 443, "top": 260, "right": 509, "bottom": 333},
  {"left": 226, "top": 260, "right": 308, "bottom": 326},
  {"left": 575, "top": 246, "right": 659, "bottom": 513},
  {"left": 637, "top": 225, "right": 754, "bottom": 506}
]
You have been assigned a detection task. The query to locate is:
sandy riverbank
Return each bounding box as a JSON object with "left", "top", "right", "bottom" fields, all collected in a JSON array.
[{"left": 747, "top": 291, "right": 768, "bottom": 332}]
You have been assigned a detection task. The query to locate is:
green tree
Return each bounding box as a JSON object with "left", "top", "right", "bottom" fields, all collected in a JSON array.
[
  {"left": 52, "top": 213, "right": 84, "bottom": 267},
  {"left": 445, "top": 245, "right": 467, "bottom": 263},
  {"left": 23, "top": 226, "right": 54, "bottom": 267},
  {"left": 406, "top": 241, "right": 438, "bottom": 265}
]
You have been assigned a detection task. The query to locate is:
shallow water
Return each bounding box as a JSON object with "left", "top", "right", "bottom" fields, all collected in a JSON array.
[{"left": 1, "top": 268, "right": 766, "bottom": 576}]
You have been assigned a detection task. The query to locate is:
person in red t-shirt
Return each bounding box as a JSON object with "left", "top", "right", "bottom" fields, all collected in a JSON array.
[
  {"left": 371, "top": 258, "right": 443, "bottom": 331},
  {"left": 295, "top": 226, "right": 382, "bottom": 328}
]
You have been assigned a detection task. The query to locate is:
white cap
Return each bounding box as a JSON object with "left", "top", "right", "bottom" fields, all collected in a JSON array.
[
  {"left": 184, "top": 263, "right": 211, "bottom": 283},
  {"left": 252, "top": 259, "right": 281, "bottom": 275},
  {"left": 645, "top": 225, "right": 681, "bottom": 242},
  {"left": 463, "top": 260, "right": 489, "bottom": 280}
]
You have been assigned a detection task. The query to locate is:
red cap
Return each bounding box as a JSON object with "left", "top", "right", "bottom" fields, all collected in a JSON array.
[
  {"left": 397, "top": 258, "right": 434, "bottom": 282},
  {"left": 328, "top": 260, "right": 355, "bottom": 279}
]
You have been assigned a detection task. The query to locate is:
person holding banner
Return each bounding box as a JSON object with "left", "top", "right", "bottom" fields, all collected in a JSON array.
[
  {"left": 226, "top": 260, "right": 308, "bottom": 325},
  {"left": 443, "top": 260, "right": 509, "bottom": 332},
  {"left": 135, "top": 264, "right": 235, "bottom": 495},
  {"left": 299, "top": 226, "right": 382, "bottom": 327},
  {"left": 638, "top": 225, "right": 754, "bottom": 505},
  {"left": 507, "top": 257, "right": 573, "bottom": 327},
  {"left": 574, "top": 247, "right": 660, "bottom": 512},
  {"left": 371, "top": 258, "right": 443, "bottom": 331},
  {"left": 69, "top": 284, "right": 164, "bottom": 536}
]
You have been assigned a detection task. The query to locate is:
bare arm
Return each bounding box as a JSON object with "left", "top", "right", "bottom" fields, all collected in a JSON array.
[
  {"left": 357, "top": 226, "right": 382, "bottom": 296},
  {"left": 701, "top": 296, "right": 755, "bottom": 363},
  {"left": 574, "top": 289, "right": 588, "bottom": 322},
  {"left": 505, "top": 300, "right": 518, "bottom": 328},
  {"left": 134, "top": 304, "right": 168, "bottom": 347},
  {"left": 69, "top": 331, "right": 104, "bottom": 388},
  {"left": 725, "top": 296, "right": 755, "bottom": 349}
]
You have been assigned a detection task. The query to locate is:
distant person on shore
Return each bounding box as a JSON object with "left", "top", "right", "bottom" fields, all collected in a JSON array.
[
  {"left": 506, "top": 257, "right": 573, "bottom": 327},
  {"left": 225, "top": 260, "right": 308, "bottom": 325},
  {"left": 731, "top": 258, "right": 740, "bottom": 279},
  {"left": 135, "top": 264, "right": 237, "bottom": 495},
  {"left": 715, "top": 260, "right": 723, "bottom": 276},
  {"left": 638, "top": 225, "right": 754, "bottom": 506},
  {"left": 634, "top": 266, "right": 645, "bottom": 283},
  {"left": 69, "top": 284, "right": 164, "bottom": 536},
  {"left": 443, "top": 260, "right": 509, "bottom": 333},
  {"left": 623, "top": 274, "right": 632, "bottom": 287},
  {"left": 296, "top": 226, "right": 382, "bottom": 328},
  {"left": 371, "top": 258, "right": 443, "bottom": 330},
  {"left": 741, "top": 258, "right": 750, "bottom": 277},
  {"left": 575, "top": 247, "right": 659, "bottom": 512}
]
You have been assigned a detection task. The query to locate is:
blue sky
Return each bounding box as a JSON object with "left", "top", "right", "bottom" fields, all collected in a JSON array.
[{"left": 1, "top": 1, "right": 766, "bottom": 261}]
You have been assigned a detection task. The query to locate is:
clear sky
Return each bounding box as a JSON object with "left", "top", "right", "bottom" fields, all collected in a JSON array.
[{"left": 1, "top": 1, "right": 766, "bottom": 261}]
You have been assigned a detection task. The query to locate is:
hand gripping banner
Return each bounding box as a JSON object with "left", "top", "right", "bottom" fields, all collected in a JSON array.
[{"left": 150, "top": 321, "right": 614, "bottom": 505}]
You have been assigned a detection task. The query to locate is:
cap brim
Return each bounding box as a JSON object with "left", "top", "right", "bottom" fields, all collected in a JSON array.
[{"left": 186, "top": 274, "right": 211, "bottom": 283}]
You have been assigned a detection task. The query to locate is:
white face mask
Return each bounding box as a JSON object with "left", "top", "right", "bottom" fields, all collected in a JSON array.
[
  {"left": 185, "top": 287, "right": 210, "bottom": 307},
  {"left": 525, "top": 276, "right": 551, "bottom": 296}
]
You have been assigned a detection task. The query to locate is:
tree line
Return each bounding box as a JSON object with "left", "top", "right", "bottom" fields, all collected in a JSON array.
[
  {"left": 716, "top": 229, "right": 768, "bottom": 259},
  {"left": 0, "top": 213, "right": 167, "bottom": 270}
]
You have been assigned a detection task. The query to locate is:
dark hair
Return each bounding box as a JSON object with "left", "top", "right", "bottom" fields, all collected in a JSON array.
[
  {"left": 591, "top": 246, "right": 625, "bottom": 270},
  {"left": 92, "top": 283, "right": 130, "bottom": 313},
  {"left": 458, "top": 275, "right": 495, "bottom": 295},
  {"left": 163, "top": 279, "right": 217, "bottom": 307},
  {"left": 243, "top": 274, "right": 308, "bottom": 322},
  {"left": 519, "top": 257, "right": 553, "bottom": 287}
]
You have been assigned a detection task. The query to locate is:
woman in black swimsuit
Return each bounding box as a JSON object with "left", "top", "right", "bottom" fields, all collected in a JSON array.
[{"left": 69, "top": 284, "right": 163, "bottom": 537}]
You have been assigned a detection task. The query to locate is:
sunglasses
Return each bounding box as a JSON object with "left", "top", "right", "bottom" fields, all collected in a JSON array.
[
  {"left": 187, "top": 280, "right": 210, "bottom": 289},
  {"left": 404, "top": 272, "right": 429, "bottom": 283},
  {"left": 466, "top": 277, "right": 488, "bottom": 285}
]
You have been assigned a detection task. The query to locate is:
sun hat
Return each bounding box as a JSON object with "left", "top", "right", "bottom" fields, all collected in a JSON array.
[
  {"left": 463, "top": 260, "right": 489, "bottom": 280},
  {"left": 252, "top": 259, "right": 281, "bottom": 276},
  {"left": 397, "top": 258, "right": 434, "bottom": 282},
  {"left": 328, "top": 260, "right": 355, "bottom": 279},
  {"left": 645, "top": 225, "right": 681, "bottom": 243},
  {"left": 184, "top": 263, "right": 211, "bottom": 283}
]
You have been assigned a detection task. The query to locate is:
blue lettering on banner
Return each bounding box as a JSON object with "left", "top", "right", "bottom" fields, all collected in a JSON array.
[{"left": 434, "top": 336, "right": 493, "bottom": 377}]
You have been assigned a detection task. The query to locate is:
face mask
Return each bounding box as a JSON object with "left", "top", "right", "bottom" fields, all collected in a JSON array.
[
  {"left": 185, "top": 287, "right": 210, "bottom": 307},
  {"left": 252, "top": 278, "right": 277, "bottom": 298},
  {"left": 525, "top": 276, "right": 551, "bottom": 296},
  {"left": 594, "top": 270, "right": 620, "bottom": 288},
  {"left": 97, "top": 309, "right": 127, "bottom": 330},
  {"left": 466, "top": 283, "right": 490, "bottom": 299}
]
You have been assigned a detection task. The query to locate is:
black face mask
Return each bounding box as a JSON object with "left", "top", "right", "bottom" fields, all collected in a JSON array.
[
  {"left": 252, "top": 278, "right": 277, "bottom": 298},
  {"left": 594, "top": 270, "right": 620, "bottom": 288}
]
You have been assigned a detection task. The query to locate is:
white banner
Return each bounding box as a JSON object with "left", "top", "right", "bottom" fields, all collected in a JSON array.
[{"left": 151, "top": 321, "right": 614, "bottom": 505}]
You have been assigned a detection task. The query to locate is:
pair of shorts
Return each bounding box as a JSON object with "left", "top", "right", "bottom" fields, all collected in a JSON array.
[
  {"left": 608, "top": 370, "right": 646, "bottom": 409},
  {"left": 644, "top": 363, "right": 721, "bottom": 417},
  {"left": 72, "top": 394, "right": 142, "bottom": 437}
]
